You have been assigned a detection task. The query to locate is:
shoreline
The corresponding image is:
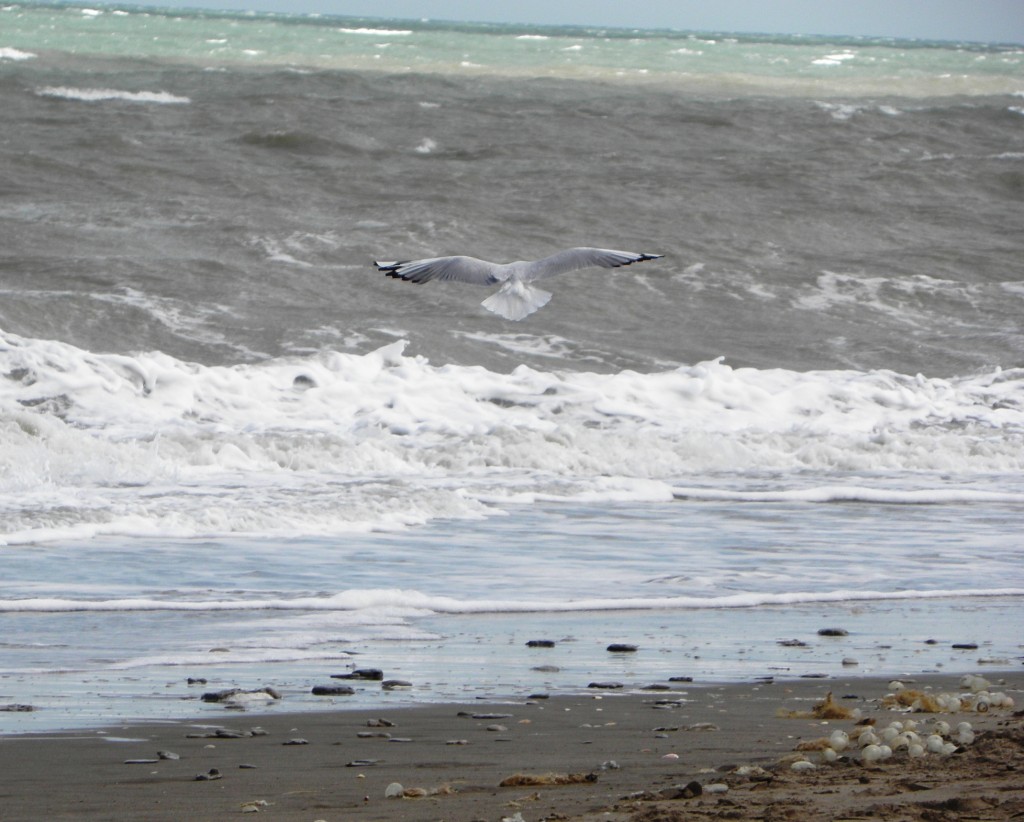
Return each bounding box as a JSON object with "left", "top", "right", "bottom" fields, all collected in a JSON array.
[{"left": 2, "top": 671, "right": 1021, "bottom": 820}]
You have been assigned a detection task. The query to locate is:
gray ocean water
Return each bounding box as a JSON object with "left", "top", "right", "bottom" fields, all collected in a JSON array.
[{"left": 1, "top": 6, "right": 1023, "bottom": 732}]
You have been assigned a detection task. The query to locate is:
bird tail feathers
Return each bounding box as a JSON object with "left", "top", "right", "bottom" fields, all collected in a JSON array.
[{"left": 482, "top": 282, "right": 551, "bottom": 321}]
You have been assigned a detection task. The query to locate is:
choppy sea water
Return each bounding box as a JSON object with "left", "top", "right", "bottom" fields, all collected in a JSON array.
[{"left": 1, "top": 4, "right": 1023, "bottom": 732}]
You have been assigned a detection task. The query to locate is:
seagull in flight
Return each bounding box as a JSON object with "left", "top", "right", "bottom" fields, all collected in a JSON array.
[{"left": 375, "top": 247, "right": 664, "bottom": 321}]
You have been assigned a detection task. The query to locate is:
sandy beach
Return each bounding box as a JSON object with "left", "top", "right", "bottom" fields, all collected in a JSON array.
[{"left": 2, "top": 672, "right": 1020, "bottom": 821}]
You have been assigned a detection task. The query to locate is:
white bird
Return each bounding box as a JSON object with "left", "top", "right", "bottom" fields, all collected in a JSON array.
[{"left": 374, "top": 247, "right": 664, "bottom": 321}]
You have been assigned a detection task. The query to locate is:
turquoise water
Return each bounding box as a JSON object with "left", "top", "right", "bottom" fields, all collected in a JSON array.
[{"left": 5, "top": 3, "right": 1023, "bottom": 95}]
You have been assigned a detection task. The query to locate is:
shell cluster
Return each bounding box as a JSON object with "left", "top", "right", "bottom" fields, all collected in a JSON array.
[
  {"left": 883, "top": 676, "right": 1014, "bottom": 714},
  {"left": 792, "top": 716, "right": 980, "bottom": 770}
]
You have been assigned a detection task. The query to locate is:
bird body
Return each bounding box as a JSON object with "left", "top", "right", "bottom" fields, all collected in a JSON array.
[{"left": 375, "top": 247, "right": 663, "bottom": 320}]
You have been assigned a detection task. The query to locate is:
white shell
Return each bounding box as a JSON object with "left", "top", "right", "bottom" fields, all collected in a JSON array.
[
  {"left": 908, "top": 743, "right": 926, "bottom": 758},
  {"left": 791, "top": 760, "right": 816, "bottom": 772},
  {"left": 926, "top": 734, "right": 946, "bottom": 754},
  {"left": 861, "top": 744, "right": 883, "bottom": 763},
  {"left": 828, "top": 730, "right": 849, "bottom": 752}
]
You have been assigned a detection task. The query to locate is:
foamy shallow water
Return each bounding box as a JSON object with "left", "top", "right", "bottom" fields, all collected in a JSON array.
[{"left": 2, "top": 500, "right": 1021, "bottom": 734}]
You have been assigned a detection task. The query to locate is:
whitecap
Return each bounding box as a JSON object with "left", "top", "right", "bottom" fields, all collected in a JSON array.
[
  {"left": 35, "top": 87, "right": 191, "bottom": 104},
  {"left": 0, "top": 47, "right": 36, "bottom": 61}
]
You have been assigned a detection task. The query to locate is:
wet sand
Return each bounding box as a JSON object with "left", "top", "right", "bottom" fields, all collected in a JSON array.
[{"left": 2, "top": 672, "right": 1021, "bottom": 821}]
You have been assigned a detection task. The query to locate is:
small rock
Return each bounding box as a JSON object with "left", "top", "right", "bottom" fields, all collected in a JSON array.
[
  {"left": 486, "top": 724, "right": 508, "bottom": 732},
  {"left": 157, "top": 750, "right": 180, "bottom": 760},
  {"left": 124, "top": 759, "right": 160, "bottom": 765},
  {"left": 186, "top": 678, "right": 207, "bottom": 685},
  {"left": 588, "top": 681, "right": 624, "bottom": 689},
  {"left": 366, "top": 718, "right": 396, "bottom": 727},
  {"left": 526, "top": 639, "right": 556, "bottom": 647},
  {"left": 471, "top": 713, "right": 513, "bottom": 720},
  {"left": 311, "top": 685, "right": 355, "bottom": 696},
  {"left": 818, "top": 628, "right": 849, "bottom": 637},
  {"left": 381, "top": 680, "right": 412, "bottom": 690},
  {"left": 332, "top": 668, "right": 384, "bottom": 681},
  {"left": 952, "top": 643, "right": 979, "bottom": 650},
  {"left": 282, "top": 738, "right": 309, "bottom": 745},
  {"left": 0, "top": 704, "right": 36, "bottom": 712},
  {"left": 239, "top": 763, "right": 258, "bottom": 769},
  {"left": 195, "top": 768, "right": 222, "bottom": 781},
  {"left": 531, "top": 665, "right": 560, "bottom": 673},
  {"left": 668, "top": 676, "right": 694, "bottom": 682},
  {"left": 706, "top": 782, "right": 730, "bottom": 793},
  {"left": 778, "top": 639, "right": 808, "bottom": 647},
  {"left": 601, "top": 760, "right": 620, "bottom": 770},
  {"left": 446, "top": 739, "right": 469, "bottom": 745},
  {"left": 346, "top": 759, "right": 380, "bottom": 767},
  {"left": 842, "top": 658, "right": 859, "bottom": 666},
  {"left": 642, "top": 684, "right": 671, "bottom": 691},
  {"left": 607, "top": 643, "right": 638, "bottom": 653}
]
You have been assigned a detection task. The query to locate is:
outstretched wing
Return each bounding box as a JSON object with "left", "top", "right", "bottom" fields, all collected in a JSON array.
[
  {"left": 374, "top": 256, "right": 504, "bottom": 286},
  {"left": 524, "top": 247, "right": 663, "bottom": 282}
]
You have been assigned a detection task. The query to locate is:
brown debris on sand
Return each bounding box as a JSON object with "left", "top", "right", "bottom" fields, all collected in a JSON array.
[{"left": 500, "top": 772, "right": 599, "bottom": 787}]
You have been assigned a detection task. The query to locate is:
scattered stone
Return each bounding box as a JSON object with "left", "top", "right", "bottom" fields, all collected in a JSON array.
[
  {"left": 668, "top": 676, "right": 694, "bottom": 682},
  {"left": 446, "top": 739, "right": 469, "bottom": 745},
  {"left": 240, "top": 800, "right": 269, "bottom": 813},
  {"left": 124, "top": 759, "right": 160, "bottom": 765},
  {"left": 588, "top": 681, "right": 624, "bottom": 689},
  {"left": 471, "top": 713, "right": 514, "bottom": 720},
  {"left": 607, "top": 643, "right": 638, "bottom": 653},
  {"left": 201, "top": 687, "right": 281, "bottom": 704},
  {"left": 800, "top": 673, "right": 829, "bottom": 679},
  {"left": 642, "top": 684, "right": 671, "bottom": 691},
  {"left": 346, "top": 759, "right": 380, "bottom": 767},
  {"left": 311, "top": 685, "right": 355, "bottom": 696},
  {"left": 356, "top": 731, "right": 390, "bottom": 739},
  {"left": 239, "top": 764, "right": 258, "bottom": 769},
  {"left": 842, "top": 658, "right": 860, "bottom": 666},
  {"left": 601, "top": 760, "right": 620, "bottom": 770},
  {"left": 366, "top": 718, "right": 396, "bottom": 727},
  {"left": 195, "top": 768, "right": 222, "bottom": 781},
  {"left": 818, "top": 628, "right": 849, "bottom": 636},
  {"left": 388, "top": 737, "right": 414, "bottom": 743},
  {"left": 486, "top": 725, "right": 509, "bottom": 733},
  {"left": 157, "top": 750, "right": 180, "bottom": 760},
  {"left": 528, "top": 693, "right": 550, "bottom": 700},
  {"left": 332, "top": 668, "right": 384, "bottom": 681},
  {"left": 282, "top": 738, "right": 309, "bottom": 745},
  {"left": 186, "top": 678, "right": 207, "bottom": 685},
  {"left": 381, "top": 680, "right": 412, "bottom": 690},
  {"left": 526, "top": 639, "right": 556, "bottom": 647},
  {"left": 531, "top": 665, "right": 560, "bottom": 673},
  {"left": 706, "top": 782, "right": 730, "bottom": 793},
  {"left": 655, "top": 780, "right": 703, "bottom": 800},
  {"left": 778, "top": 639, "right": 808, "bottom": 647},
  {"left": 952, "top": 643, "right": 979, "bottom": 650},
  {"left": 0, "top": 704, "right": 35, "bottom": 712}
]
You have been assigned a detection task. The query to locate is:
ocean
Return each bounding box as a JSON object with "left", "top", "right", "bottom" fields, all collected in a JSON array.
[{"left": 1, "top": 3, "right": 1023, "bottom": 733}]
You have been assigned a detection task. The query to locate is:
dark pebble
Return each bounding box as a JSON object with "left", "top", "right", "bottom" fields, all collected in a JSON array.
[
  {"left": 381, "top": 680, "right": 412, "bottom": 690},
  {"left": 470, "top": 713, "right": 513, "bottom": 720},
  {"left": 186, "top": 677, "right": 207, "bottom": 685},
  {"left": 282, "top": 738, "right": 309, "bottom": 746},
  {"left": 817, "top": 628, "right": 849, "bottom": 636},
  {"left": 527, "top": 693, "right": 550, "bottom": 700},
  {"left": 239, "top": 764, "right": 258, "bottom": 769},
  {"left": 332, "top": 668, "right": 384, "bottom": 681},
  {"left": 124, "top": 759, "right": 160, "bottom": 765},
  {"left": 526, "top": 639, "right": 556, "bottom": 647},
  {"left": 0, "top": 704, "right": 35, "bottom": 712},
  {"left": 607, "top": 643, "right": 638, "bottom": 653},
  {"left": 588, "top": 681, "right": 624, "bottom": 689},
  {"left": 641, "top": 684, "right": 671, "bottom": 691},
  {"left": 195, "top": 769, "right": 222, "bottom": 781},
  {"left": 669, "top": 676, "right": 694, "bottom": 682},
  {"left": 952, "top": 643, "right": 979, "bottom": 650},
  {"left": 312, "top": 685, "right": 356, "bottom": 696},
  {"left": 777, "top": 639, "right": 808, "bottom": 647}
]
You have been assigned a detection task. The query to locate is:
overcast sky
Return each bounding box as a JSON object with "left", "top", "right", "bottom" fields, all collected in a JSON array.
[{"left": 93, "top": 0, "right": 1024, "bottom": 44}]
